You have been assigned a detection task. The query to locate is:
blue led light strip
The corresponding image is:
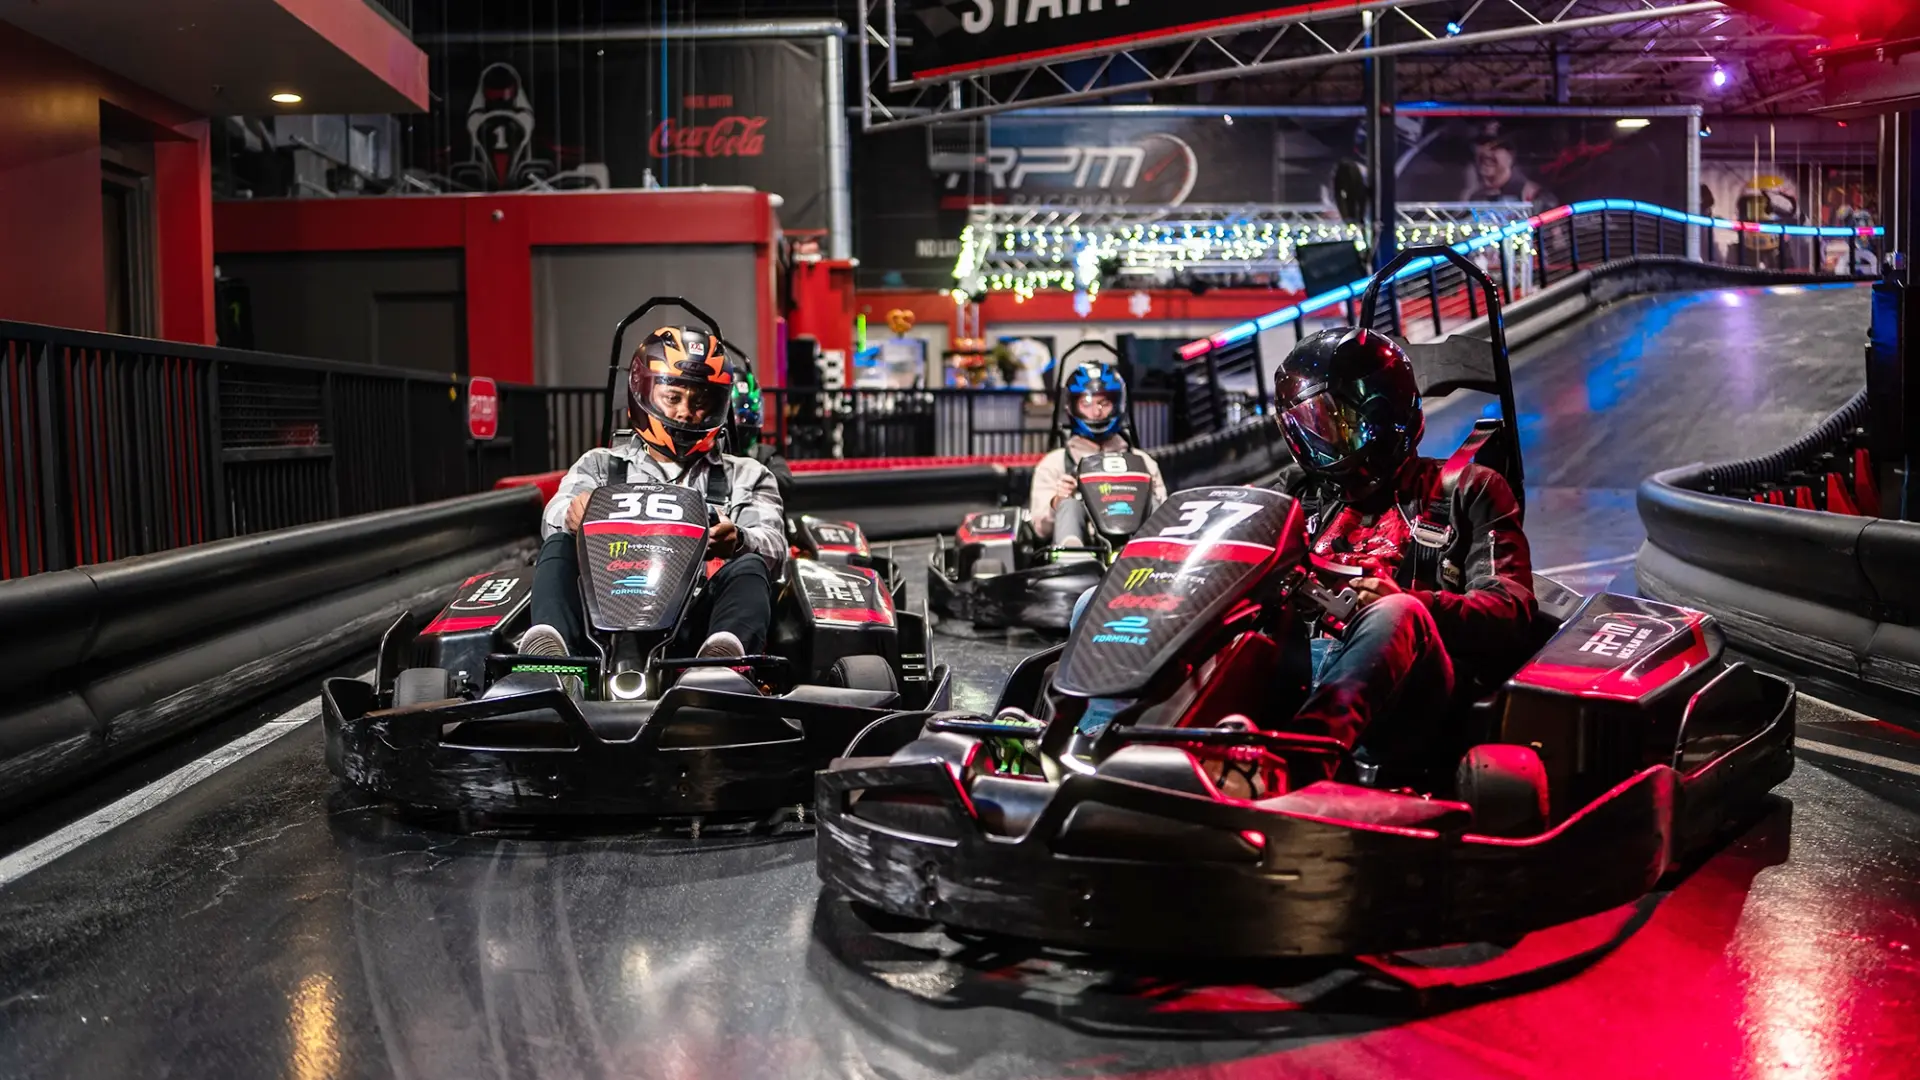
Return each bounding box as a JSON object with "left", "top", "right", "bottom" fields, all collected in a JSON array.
[{"left": 1179, "top": 200, "right": 1883, "bottom": 360}]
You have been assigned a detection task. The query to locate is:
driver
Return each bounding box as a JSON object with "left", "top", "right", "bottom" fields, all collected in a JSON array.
[
  {"left": 1273, "top": 327, "right": 1536, "bottom": 778},
  {"left": 517, "top": 326, "right": 785, "bottom": 662},
  {"left": 1029, "top": 358, "right": 1168, "bottom": 546}
]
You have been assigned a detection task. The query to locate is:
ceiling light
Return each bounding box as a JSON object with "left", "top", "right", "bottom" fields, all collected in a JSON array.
[
  {"left": 271, "top": 92, "right": 302, "bottom": 104},
  {"left": 1446, "top": 21, "right": 1461, "bottom": 35},
  {"left": 1710, "top": 65, "right": 1729, "bottom": 88},
  {"left": 1616, "top": 118, "right": 1651, "bottom": 129}
]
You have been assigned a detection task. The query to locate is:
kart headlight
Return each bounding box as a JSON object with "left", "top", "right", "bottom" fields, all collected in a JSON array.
[{"left": 608, "top": 669, "right": 648, "bottom": 701}]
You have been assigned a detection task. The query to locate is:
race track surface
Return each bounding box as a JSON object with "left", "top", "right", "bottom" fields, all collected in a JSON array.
[{"left": 3, "top": 284, "right": 1917, "bottom": 1080}]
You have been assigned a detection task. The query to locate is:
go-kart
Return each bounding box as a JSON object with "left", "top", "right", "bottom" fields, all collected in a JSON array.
[
  {"left": 323, "top": 298, "right": 950, "bottom": 817},
  {"left": 790, "top": 513, "right": 901, "bottom": 589},
  {"left": 813, "top": 250, "right": 1796, "bottom": 955},
  {"left": 928, "top": 341, "right": 1155, "bottom": 633}
]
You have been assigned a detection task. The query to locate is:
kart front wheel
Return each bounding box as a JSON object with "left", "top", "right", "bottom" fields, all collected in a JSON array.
[
  {"left": 1456, "top": 744, "right": 1549, "bottom": 838},
  {"left": 392, "top": 667, "right": 451, "bottom": 708},
  {"left": 832, "top": 655, "right": 898, "bottom": 694}
]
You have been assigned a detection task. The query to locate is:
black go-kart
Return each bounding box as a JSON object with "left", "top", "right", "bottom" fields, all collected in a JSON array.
[
  {"left": 323, "top": 298, "right": 951, "bottom": 817},
  {"left": 790, "top": 513, "right": 901, "bottom": 589},
  {"left": 814, "top": 249, "right": 1796, "bottom": 956},
  {"left": 928, "top": 341, "right": 1155, "bottom": 633}
]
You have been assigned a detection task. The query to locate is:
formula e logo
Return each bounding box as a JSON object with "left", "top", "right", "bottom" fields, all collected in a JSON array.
[
  {"left": 1104, "top": 502, "right": 1135, "bottom": 515},
  {"left": 611, "top": 571, "right": 657, "bottom": 596},
  {"left": 1092, "top": 615, "right": 1151, "bottom": 646},
  {"left": 1107, "top": 593, "right": 1180, "bottom": 612}
]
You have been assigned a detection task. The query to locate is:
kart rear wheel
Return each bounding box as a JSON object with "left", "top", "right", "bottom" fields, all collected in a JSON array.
[
  {"left": 1456, "top": 744, "right": 1549, "bottom": 838},
  {"left": 393, "top": 667, "right": 451, "bottom": 708},
  {"left": 832, "top": 655, "right": 898, "bottom": 693}
]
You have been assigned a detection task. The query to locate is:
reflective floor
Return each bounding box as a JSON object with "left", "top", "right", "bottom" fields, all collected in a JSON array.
[{"left": 4, "top": 285, "right": 1916, "bottom": 1080}]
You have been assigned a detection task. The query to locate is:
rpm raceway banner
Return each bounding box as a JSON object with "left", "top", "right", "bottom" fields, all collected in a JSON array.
[
  {"left": 855, "top": 111, "right": 1691, "bottom": 288},
  {"left": 408, "top": 37, "right": 832, "bottom": 230},
  {"left": 899, "top": 1, "right": 1372, "bottom": 79}
]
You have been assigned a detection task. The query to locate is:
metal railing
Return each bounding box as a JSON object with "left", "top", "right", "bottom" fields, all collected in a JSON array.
[
  {"left": 758, "top": 387, "right": 1172, "bottom": 460},
  {"left": 0, "top": 324, "right": 597, "bottom": 579},
  {"left": 1181, "top": 199, "right": 1884, "bottom": 361}
]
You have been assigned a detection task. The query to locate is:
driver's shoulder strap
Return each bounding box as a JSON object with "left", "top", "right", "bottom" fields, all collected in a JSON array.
[
  {"left": 1403, "top": 425, "right": 1495, "bottom": 589},
  {"left": 700, "top": 456, "right": 731, "bottom": 509}
]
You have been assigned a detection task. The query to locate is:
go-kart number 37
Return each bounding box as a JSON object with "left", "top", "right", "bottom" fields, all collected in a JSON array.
[
  {"left": 1158, "top": 500, "right": 1260, "bottom": 538},
  {"left": 606, "top": 492, "right": 686, "bottom": 521}
]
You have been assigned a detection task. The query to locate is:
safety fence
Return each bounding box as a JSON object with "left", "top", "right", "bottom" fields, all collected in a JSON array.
[
  {"left": 0, "top": 322, "right": 1177, "bottom": 580},
  {"left": 1172, "top": 201, "right": 1882, "bottom": 421}
]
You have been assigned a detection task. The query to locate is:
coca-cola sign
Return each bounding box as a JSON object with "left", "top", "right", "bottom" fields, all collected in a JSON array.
[{"left": 650, "top": 116, "right": 768, "bottom": 159}]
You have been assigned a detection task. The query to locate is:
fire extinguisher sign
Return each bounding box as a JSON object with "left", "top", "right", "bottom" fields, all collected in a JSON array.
[{"left": 468, "top": 376, "right": 499, "bottom": 440}]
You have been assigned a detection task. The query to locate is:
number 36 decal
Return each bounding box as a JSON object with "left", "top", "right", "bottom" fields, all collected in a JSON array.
[
  {"left": 1157, "top": 500, "right": 1261, "bottom": 538},
  {"left": 606, "top": 492, "right": 686, "bottom": 521}
]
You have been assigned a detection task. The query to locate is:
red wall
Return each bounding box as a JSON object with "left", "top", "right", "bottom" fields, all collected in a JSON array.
[
  {"left": 0, "top": 21, "right": 211, "bottom": 342},
  {"left": 857, "top": 286, "right": 1307, "bottom": 339},
  {"left": 215, "top": 190, "right": 781, "bottom": 385}
]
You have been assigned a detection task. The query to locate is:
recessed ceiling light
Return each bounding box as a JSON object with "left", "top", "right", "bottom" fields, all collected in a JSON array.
[
  {"left": 1616, "top": 117, "right": 1651, "bottom": 129},
  {"left": 271, "top": 92, "right": 302, "bottom": 104}
]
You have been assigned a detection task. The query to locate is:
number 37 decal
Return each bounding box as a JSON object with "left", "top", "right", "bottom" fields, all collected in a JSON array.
[{"left": 1157, "top": 500, "right": 1261, "bottom": 538}]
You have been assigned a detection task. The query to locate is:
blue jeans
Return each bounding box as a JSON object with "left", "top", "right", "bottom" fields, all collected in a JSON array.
[{"left": 1071, "top": 586, "right": 1453, "bottom": 763}]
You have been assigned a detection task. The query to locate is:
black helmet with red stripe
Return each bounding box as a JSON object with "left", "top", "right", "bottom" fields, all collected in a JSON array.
[{"left": 628, "top": 326, "right": 734, "bottom": 464}]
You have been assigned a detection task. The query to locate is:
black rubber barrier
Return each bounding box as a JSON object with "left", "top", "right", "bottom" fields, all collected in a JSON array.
[
  {"left": 1636, "top": 394, "right": 1920, "bottom": 701},
  {"left": 784, "top": 419, "right": 1291, "bottom": 540},
  {"left": 0, "top": 488, "right": 540, "bottom": 811}
]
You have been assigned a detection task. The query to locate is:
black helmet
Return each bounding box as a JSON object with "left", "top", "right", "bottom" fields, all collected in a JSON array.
[
  {"left": 1274, "top": 327, "right": 1422, "bottom": 500},
  {"left": 628, "top": 326, "right": 734, "bottom": 464}
]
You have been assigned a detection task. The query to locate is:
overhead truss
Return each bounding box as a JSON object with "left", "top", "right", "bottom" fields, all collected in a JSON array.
[{"left": 861, "top": 0, "right": 1769, "bottom": 131}]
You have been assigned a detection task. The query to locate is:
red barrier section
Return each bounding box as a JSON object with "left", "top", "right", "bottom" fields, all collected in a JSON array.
[
  {"left": 495, "top": 472, "right": 565, "bottom": 504},
  {"left": 787, "top": 454, "right": 1039, "bottom": 473}
]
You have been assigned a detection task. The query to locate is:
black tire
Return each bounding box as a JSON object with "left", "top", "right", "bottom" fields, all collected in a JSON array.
[
  {"left": 972, "top": 558, "right": 1006, "bottom": 578},
  {"left": 392, "top": 667, "right": 451, "bottom": 708},
  {"left": 1456, "top": 744, "right": 1550, "bottom": 838},
  {"left": 832, "top": 655, "right": 898, "bottom": 693}
]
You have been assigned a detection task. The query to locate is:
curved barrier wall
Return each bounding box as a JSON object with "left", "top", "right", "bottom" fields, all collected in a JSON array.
[
  {"left": 0, "top": 488, "right": 540, "bottom": 811},
  {"left": 1636, "top": 389, "right": 1920, "bottom": 701}
]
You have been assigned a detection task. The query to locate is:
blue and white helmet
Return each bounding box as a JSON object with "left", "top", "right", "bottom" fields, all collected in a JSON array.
[{"left": 1062, "top": 360, "right": 1127, "bottom": 440}]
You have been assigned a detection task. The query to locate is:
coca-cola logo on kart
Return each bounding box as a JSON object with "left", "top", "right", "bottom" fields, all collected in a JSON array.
[{"left": 650, "top": 116, "right": 767, "bottom": 158}]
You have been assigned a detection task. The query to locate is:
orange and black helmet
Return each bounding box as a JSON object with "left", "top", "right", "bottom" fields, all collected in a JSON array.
[{"left": 628, "top": 326, "right": 734, "bottom": 463}]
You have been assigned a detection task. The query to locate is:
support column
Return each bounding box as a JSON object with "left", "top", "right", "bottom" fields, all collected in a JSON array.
[
  {"left": 1868, "top": 110, "right": 1916, "bottom": 518},
  {"left": 1363, "top": 12, "right": 1396, "bottom": 273},
  {"left": 154, "top": 121, "right": 215, "bottom": 345}
]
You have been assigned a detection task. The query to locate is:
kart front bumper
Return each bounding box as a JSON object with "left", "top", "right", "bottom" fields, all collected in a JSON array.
[
  {"left": 323, "top": 668, "right": 951, "bottom": 816},
  {"left": 814, "top": 689, "right": 1792, "bottom": 956}
]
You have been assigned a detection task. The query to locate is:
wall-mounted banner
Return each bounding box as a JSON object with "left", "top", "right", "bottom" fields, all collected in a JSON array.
[
  {"left": 855, "top": 109, "right": 1690, "bottom": 288},
  {"left": 899, "top": 1, "right": 1364, "bottom": 81},
  {"left": 410, "top": 38, "right": 830, "bottom": 229}
]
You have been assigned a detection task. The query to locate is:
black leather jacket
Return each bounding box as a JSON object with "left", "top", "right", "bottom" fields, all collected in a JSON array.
[{"left": 1277, "top": 457, "right": 1538, "bottom": 679}]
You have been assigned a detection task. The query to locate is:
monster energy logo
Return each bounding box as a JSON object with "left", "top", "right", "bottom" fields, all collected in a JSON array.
[
  {"left": 1124, "top": 568, "right": 1153, "bottom": 589},
  {"left": 607, "top": 540, "right": 630, "bottom": 557}
]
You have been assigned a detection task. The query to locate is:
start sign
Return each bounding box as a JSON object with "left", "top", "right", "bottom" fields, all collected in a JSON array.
[{"left": 468, "top": 377, "right": 499, "bottom": 440}]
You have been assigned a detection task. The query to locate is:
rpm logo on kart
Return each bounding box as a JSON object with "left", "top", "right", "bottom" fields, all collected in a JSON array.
[
  {"left": 1576, "top": 612, "right": 1680, "bottom": 662},
  {"left": 451, "top": 576, "right": 520, "bottom": 611}
]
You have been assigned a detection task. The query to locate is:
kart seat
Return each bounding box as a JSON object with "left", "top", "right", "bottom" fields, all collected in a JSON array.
[{"left": 1256, "top": 781, "right": 1471, "bottom": 832}]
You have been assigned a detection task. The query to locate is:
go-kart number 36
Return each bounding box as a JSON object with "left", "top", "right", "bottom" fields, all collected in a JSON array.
[
  {"left": 606, "top": 492, "right": 687, "bottom": 521},
  {"left": 1158, "top": 500, "right": 1260, "bottom": 538}
]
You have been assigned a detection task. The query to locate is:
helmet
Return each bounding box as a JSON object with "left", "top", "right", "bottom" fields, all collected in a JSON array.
[
  {"left": 628, "top": 326, "right": 734, "bottom": 463},
  {"left": 1274, "top": 327, "right": 1422, "bottom": 500},
  {"left": 1061, "top": 360, "right": 1127, "bottom": 440},
  {"left": 730, "top": 365, "right": 764, "bottom": 449}
]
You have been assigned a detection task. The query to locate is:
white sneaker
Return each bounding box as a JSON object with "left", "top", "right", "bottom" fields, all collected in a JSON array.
[
  {"left": 697, "top": 631, "right": 745, "bottom": 659},
  {"left": 517, "top": 623, "right": 569, "bottom": 657}
]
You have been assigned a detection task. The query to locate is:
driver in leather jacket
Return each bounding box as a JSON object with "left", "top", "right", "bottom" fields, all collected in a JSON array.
[{"left": 1272, "top": 327, "right": 1537, "bottom": 778}]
